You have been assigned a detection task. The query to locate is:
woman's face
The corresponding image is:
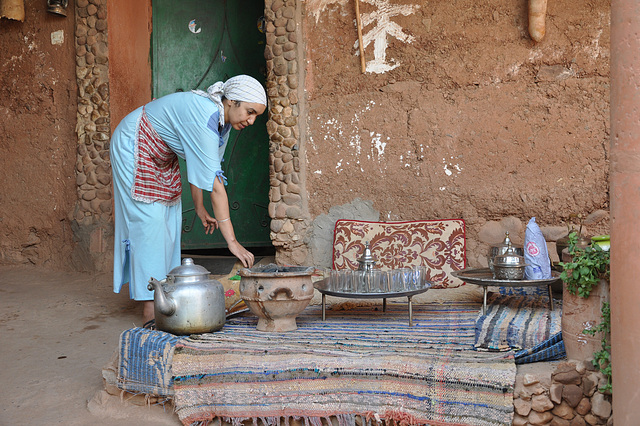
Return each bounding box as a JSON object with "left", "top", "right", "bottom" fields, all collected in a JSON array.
[{"left": 225, "top": 100, "right": 266, "bottom": 131}]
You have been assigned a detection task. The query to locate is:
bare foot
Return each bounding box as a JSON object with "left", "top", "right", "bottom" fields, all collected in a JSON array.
[{"left": 142, "top": 300, "right": 154, "bottom": 324}]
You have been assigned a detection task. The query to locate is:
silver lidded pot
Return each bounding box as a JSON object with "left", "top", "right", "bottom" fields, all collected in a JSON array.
[
  {"left": 488, "top": 231, "right": 524, "bottom": 272},
  {"left": 555, "top": 232, "right": 591, "bottom": 260},
  {"left": 492, "top": 242, "right": 528, "bottom": 280},
  {"left": 357, "top": 241, "right": 377, "bottom": 272},
  {"left": 147, "top": 258, "right": 226, "bottom": 335}
]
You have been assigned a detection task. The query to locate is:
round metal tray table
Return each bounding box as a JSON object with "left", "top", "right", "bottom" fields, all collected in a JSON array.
[
  {"left": 451, "top": 268, "right": 562, "bottom": 314},
  {"left": 313, "top": 278, "right": 432, "bottom": 326}
]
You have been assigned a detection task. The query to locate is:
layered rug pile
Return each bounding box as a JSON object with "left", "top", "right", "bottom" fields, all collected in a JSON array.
[
  {"left": 172, "top": 302, "right": 516, "bottom": 426},
  {"left": 473, "top": 293, "right": 565, "bottom": 364}
]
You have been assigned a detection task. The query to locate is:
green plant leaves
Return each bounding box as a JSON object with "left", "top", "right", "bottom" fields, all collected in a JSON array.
[
  {"left": 584, "top": 302, "right": 612, "bottom": 393},
  {"left": 560, "top": 231, "right": 612, "bottom": 394},
  {"left": 558, "top": 231, "right": 610, "bottom": 298}
]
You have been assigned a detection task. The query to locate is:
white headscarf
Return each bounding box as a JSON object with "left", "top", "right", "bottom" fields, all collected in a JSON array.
[{"left": 192, "top": 75, "right": 267, "bottom": 127}]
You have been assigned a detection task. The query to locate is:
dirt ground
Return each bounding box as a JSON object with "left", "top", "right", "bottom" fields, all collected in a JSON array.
[{"left": 0, "top": 265, "right": 183, "bottom": 425}]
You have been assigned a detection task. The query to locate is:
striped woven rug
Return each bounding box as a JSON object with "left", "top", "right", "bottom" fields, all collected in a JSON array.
[
  {"left": 474, "top": 294, "right": 562, "bottom": 352},
  {"left": 172, "top": 302, "right": 516, "bottom": 426}
]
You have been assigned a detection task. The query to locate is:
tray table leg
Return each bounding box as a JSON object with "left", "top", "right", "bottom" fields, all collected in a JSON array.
[
  {"left": 322, "top": 294, "right": 326, "bottom": 321},
  {"left": 483, "top": 287, "right": 488, "bottom": 315},
  {"left": 408, "top": 295, "right": 413, "bottom": 326},
  {"left": 383, "top": 298, "right": 387, "bottom": 312},
  {"left": 548, "top": 285, "right": 553, "bottom": 311}
]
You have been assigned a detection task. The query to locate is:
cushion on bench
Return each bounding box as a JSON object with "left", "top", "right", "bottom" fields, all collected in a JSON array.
[{"left": 332, "top": 219, "right": 466, "bottom": 288}]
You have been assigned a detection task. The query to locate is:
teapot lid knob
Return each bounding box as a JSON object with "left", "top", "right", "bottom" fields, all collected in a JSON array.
[
  {"left": 167, "top": 257, "right": 211, "bottom": 277},
  {"left": 358, "top": 241, "right": 377, "bottom": 269},
  {"left": 505, "top": 241, "right": 515, "bottom": 253},
  {"left": 503, "top": 231, "right": 512, "bottom": 245}
]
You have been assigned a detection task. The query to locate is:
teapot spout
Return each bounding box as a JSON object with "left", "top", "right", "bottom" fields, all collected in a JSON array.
[{"left": 147, "top": 278, "right": 176, "bottom": 316}]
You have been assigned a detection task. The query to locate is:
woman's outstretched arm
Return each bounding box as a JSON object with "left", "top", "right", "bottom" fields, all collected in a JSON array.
[
  {"left": 190, "top": 184, "right": 218, "bottom": 235},
  {"left": 209, "top": 178, "right": 255, "bottom": 267}
]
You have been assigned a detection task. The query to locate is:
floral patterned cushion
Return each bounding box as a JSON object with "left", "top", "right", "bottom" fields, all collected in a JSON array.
[{"left": 332, "top": 219, "right": 467, "bottom": 289}]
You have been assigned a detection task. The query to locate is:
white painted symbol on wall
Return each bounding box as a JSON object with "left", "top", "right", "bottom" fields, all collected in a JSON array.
[{"left": 355, "top": 0, "right": 419, "bottom": 74}]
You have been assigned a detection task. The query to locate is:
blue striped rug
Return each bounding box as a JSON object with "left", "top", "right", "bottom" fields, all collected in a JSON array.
[
  {"left": 117, "top": 327, "right": 183, "bottom": 396},
  {"left": 173, "top": 301, "right": 516, "bottom": 426},
  {"left": 474, "top": 294, "right": 562, "bottom": 353}
]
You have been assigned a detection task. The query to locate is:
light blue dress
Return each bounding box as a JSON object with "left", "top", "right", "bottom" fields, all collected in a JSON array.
[{"left": 111, "top": 92, "right": 231, "bottom": 300}]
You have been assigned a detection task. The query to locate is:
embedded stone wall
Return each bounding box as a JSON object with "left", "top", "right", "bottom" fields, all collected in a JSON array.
[
  {"left": 68, "top": 0, "right": 611, "bottom": 273},
  {"left": 0, "top": 0, "right": 613, "bottom": 273},
  {"left": 263, "top": 0, "right": 612, "bottom": 269},
  {"left": 514, "top": 361, "right": 612, "bottom": 426},
  {"left": 475, "top": 211, "right": 610, "bottom": 267},
  {"left": 73, "top": 0, "right": 609, "bottom": 269},
  {"left": 263, "top": 0, "right": 311, "bottom": 266},
  {"left": 72, "top": 0, "right": 113, "bottom": 271}
]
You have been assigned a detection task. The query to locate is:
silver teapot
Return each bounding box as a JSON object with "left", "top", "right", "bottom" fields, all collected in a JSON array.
[
  {"left": 147, "top": 258, "right": 226, "bottom": 335},
  {"left": 488, "top": 231, "right": 524, "bottom": 271},
  {"left": 492, "top": 242, "right": 528, "bottom": 280},
  {"left": 357, "top": 241, "right": 377, "bottom": 272}
]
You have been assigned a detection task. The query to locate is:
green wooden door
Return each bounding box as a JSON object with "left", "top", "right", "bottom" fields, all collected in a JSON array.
[{"left": 152, "top": 0, "right": 271, "bottom": 250}]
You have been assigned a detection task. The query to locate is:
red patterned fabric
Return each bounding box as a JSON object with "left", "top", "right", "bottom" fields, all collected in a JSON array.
[
  {"left": 332, "top": 219, "right": 467, "bottom": 288},
  {"left": 131, "top": 108, "right": 182, "bottom": 206}
]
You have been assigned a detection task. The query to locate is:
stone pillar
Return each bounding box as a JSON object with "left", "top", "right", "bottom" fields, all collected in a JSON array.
[
  {"left": 72, "top": 0, "right": 113, "bottom": 271},
  {"left": 263, "top": 0, "right": 311, "bottom": 266},
  {"left": 610, "top": 0, "right": 640, "bottom": 422}
]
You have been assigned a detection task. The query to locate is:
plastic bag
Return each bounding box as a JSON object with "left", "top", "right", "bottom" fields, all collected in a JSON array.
[{"left": 524, "top": 217, "right": 552, "bottom": 279}]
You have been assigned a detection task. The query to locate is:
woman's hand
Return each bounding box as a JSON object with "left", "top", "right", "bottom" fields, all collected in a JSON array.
[
  {"left": 207, "top": 179, "right": 254, "bottom": 267},
  {"left": 190, "top": 184, "right": 219, "bottom": 234},
  {"left": 228, "top": 240, "right": 255, "bottom": 268},
  {"left": 197, "top": 210, "right": 219, "bottom": 235}
]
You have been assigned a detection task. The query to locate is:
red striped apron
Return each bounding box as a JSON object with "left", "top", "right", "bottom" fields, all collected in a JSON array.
[{"left": 131, "top": 107, "right": 182, "bottom": 206}]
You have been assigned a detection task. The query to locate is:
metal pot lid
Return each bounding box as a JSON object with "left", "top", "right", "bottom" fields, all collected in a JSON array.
[
  {"left": 493, "top": 262, "right": 528, "bottom": 268},
  {"left": 167, "top": 258, "right": 211, "bottom": 278},
  {"left": 493, "top": 243, "right": 526, "bottom": 266}
]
